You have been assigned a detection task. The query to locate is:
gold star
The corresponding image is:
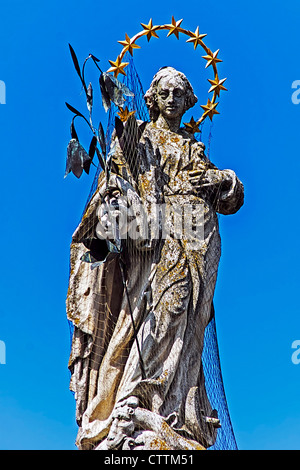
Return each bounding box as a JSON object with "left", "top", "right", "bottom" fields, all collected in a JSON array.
[
  {"left": 202, "top": 49, "right": 222, "bottom": 68},
  {"left": 107, "top": 56, "right": 129, "bottom": 77},
  {"left": 183, "top": 116, "right": 201, "bottom": 134},
  {"left": 140, "top": 19, "right": 160, "bottom": 42},
  {"left": 165, "top": 16, "right": 184, "bottom": 39},
  {"left": 117, "top": 106, "right": 136, "bottom": 122},
  {"left": 118, "top": 33, "right": 141, "bottom": 56},
  {"left": 186, "top": 26, "right": 207, "bottom": 50},
  {"left": 200, "top": 99, "right": 220, "bottom": 121},
  {"left": 208, "top": 77, "right": 227, "bottom": 96}
]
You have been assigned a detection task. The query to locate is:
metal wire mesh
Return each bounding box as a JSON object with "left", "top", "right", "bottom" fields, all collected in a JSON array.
[{"left": 75, "top": 54, "right": 237, "bottom": 450}]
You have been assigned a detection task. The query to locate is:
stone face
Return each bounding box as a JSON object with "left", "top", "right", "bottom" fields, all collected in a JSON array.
[{"left": 67, "top": 67, "right": 244, "bottom": 450}]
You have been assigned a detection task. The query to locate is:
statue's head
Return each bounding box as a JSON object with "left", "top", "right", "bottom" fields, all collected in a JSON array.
[{"left": 144, "top": 66, "right": 198, "bottom": 122}]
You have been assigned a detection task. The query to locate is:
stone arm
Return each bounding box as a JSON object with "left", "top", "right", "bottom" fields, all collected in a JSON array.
[{"left": 189, "top": 166, "right": 244, "bottom": 215}]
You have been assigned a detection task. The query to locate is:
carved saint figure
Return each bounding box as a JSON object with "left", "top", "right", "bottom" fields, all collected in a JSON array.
[{"left": 67, "top": 67, "right": 244, "bottom": 450}]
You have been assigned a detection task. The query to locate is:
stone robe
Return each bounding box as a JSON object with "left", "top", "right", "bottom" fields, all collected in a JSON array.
[{"left": 67, "top": 121, "right": 244, "bottom": 449}]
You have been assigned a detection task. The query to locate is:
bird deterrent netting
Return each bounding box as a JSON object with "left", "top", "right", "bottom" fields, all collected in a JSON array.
[{"left": 68, "top": 54, "right": 238, "bottom": 451}]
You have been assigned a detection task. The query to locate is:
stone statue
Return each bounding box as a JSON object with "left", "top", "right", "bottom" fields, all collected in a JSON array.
[{"left": 66, "top": 66, "right": 244, "bottom": 450}]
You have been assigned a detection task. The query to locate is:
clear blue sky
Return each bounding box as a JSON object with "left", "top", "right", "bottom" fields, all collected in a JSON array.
[{"left": 0, "top": 0, "right": 300, "bottom": 450}]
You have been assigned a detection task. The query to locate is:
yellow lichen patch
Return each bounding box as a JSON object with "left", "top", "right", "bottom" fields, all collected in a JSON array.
[
  {"left": 139, "top": 173, "right": 150, "bottom": 188},
  {"left": 159, "top": 135, "right": 166, "bottom": 145},
  {"left": 158, "top": 369, "right": 169, "bottom": 384},
  {"left": 149, "top": 437, "right": 171, "bottom": 450}
]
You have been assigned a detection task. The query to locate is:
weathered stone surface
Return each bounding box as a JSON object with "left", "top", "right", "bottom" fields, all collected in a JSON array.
[{"left": 67, "top": 67, "right": 244, "bottom": 450}]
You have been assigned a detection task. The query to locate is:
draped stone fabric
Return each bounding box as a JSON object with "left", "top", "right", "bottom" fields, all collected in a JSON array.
[{"left": 67, "top": 119, "right": 244, "bottom": 450}]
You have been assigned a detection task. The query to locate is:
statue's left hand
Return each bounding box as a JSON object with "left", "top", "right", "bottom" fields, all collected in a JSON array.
[{"left": 189, "top": 169, "right": 230, "bottom": 191}]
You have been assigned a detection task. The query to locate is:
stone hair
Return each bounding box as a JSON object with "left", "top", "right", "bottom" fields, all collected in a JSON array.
[{"left": 144, "top": 67, "right": 198, "bottom": 122}]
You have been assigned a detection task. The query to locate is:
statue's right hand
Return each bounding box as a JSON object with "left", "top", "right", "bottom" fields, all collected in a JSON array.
[
  {"left": 96, "top": 191, "right": 122, "bottom": 240},
  {"left": 96, "top": 190, "right": 130, "bottom": 242}
]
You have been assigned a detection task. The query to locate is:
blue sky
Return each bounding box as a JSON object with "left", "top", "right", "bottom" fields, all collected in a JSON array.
[{"left": 0, "top": 0, "right": 300, "bottom": 450}]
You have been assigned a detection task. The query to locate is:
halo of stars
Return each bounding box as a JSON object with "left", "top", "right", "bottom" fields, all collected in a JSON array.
[{"left": 107, "top": 16, "right": 227, "bottom": 132}]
